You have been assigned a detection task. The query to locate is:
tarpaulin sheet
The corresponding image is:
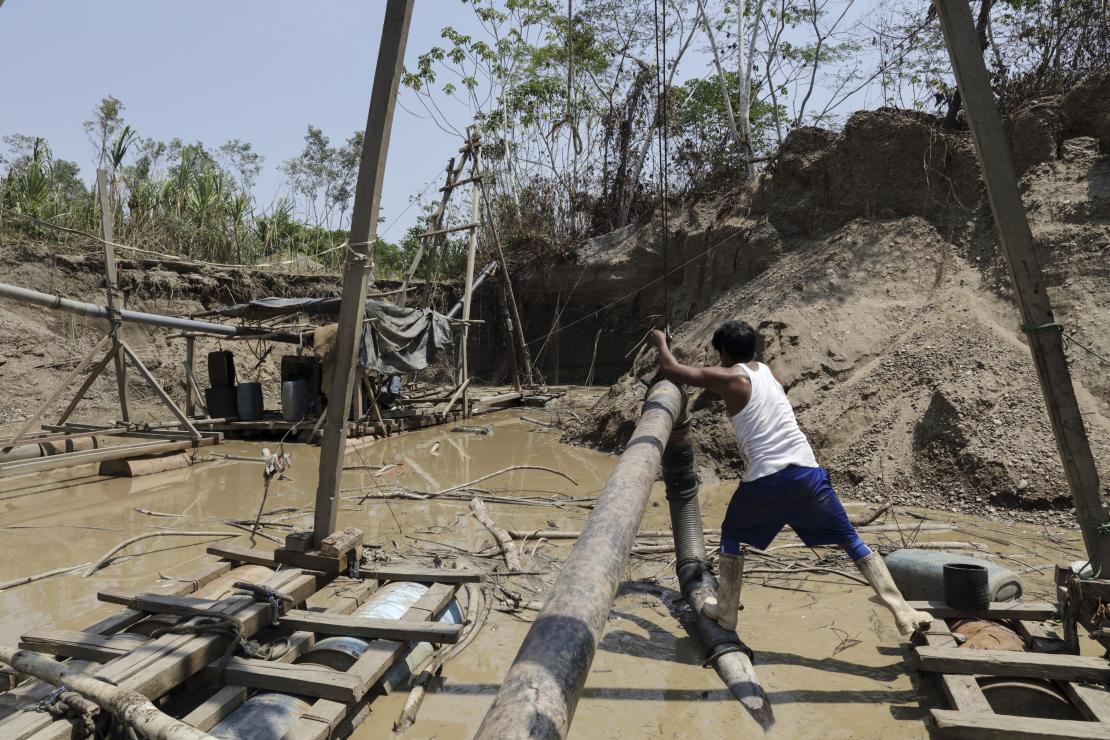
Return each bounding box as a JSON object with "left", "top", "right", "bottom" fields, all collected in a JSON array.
[{"left": 229, "top": 296, "right": 451, "bottom": 376}]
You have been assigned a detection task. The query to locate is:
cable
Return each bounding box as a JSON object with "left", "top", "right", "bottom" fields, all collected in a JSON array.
[
  {"left": 653, "top": 0, "right": 672, "bottom": 332},
  {"left": 525, "top": 219, "right": 748, "bottom": 346}
]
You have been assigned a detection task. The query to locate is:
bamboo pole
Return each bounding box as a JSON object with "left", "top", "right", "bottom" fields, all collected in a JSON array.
[{"left": 0, "top": 646, "right": 215, "bottom": 740}]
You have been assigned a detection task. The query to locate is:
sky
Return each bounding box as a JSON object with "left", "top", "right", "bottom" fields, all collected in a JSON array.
[
  {"left": 0, "top": 1, "right": 894, "bottom": 241},
  {"left": 0, "top": 0, "right": 483, "bottom": 242}
]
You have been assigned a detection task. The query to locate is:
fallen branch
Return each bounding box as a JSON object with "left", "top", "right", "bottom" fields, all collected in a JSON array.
[
  {"left": 849, "top": 504, "right": 890, "bottom": 527},
  {"left": 470, "top": 498, "right": 522, "bottom": 571},
  {"left": 0, "top": 646, "right": 214, "bottom": 739},
  {"left": 745, "top": 567, "right": 868, "bottom": 586},
  {"left": 435, "top": 465, "right": 577, "bottom": 496},
  {"left": 83, "top": 530, "right": 235, "bottom": 577},
  {"left": 0, "top": 562, "right": 92, "bottom": 591},
  {"left": 134, "top": 508, "right": 184, "bottom": 518},
  {"left": 519, "top": 416, "right": 560, "bottom": 429}
]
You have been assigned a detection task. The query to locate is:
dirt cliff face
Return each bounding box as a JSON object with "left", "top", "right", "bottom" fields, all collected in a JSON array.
[{"left": 547, "top": 95, "right": 1110, "bottom": 518}]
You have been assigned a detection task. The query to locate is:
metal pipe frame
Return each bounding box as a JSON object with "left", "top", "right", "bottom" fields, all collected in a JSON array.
[{"left": 475, "top": 380, "right": 686, "bottom": 740}]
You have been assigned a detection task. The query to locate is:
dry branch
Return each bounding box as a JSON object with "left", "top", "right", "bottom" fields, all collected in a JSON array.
[
  {"left": 83, "top": 530, "right": 235, "bottom": 577},
  {"left": 470, "top": 498, "right": 522, "bottom": 571},
  {"left": 435, "top": 465, "right": 577, "bottom": 496}
]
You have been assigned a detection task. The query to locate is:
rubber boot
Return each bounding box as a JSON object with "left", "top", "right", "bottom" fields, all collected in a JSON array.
[
  {"left": 855, "top": 552, "right": 932, "bottom": 636},
  {"left": 703, "top": 552, "right": 744, "bottom": 631}
]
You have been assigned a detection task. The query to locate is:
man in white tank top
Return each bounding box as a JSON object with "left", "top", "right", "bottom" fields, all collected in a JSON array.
[{"left": 650, "top": 322, "right": 930, "bottom": 637}]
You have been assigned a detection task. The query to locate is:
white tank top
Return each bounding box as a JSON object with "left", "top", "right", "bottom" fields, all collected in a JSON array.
[{"left": 729, "top": 363, "right": 818, "bottom": 481}]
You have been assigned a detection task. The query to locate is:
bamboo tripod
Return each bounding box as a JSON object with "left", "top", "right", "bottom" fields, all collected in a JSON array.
[
  {"left": 396, "top": 128, "right": 535, "bottom": 395},
  {"left": 1, "top": 170, "right": 201, "bottom": 453}
]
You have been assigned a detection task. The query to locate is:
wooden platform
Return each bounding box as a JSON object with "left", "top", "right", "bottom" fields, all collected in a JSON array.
[
  {"left": 913, "top": 595, "right": 1110, "bottom": 739},
  {"left": 0, "top": 528, "right": 483, "bottom": 739}
]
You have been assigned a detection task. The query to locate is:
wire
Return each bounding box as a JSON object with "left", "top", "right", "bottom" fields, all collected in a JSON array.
[
  {"left": 525, "top": 219, "right": 748, "bottom": 347},
  {"left": 653, "top": 0, "right": 672, "bottom": 331}
]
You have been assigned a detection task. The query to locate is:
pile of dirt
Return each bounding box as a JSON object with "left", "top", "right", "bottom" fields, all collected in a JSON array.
[{"left": 558, "top": 93, "right": 1110, "bottom": 521}]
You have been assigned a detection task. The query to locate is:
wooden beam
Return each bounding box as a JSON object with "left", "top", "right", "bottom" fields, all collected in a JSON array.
[
  {"left": 915, "top": 645, "right": 1110, "bottom": 682},
  {"left": 203, "top": 657, "right": 365, "bottom": 702},
  {"left": 909, "top": 600, "right": 1056, "bottom": 620},
  {"left": 419, "top": 222, "right": 479, "bottom": 239},
  {"left": 930, "top": 709, "right": 1110, "bottom": 739},
  {"left": 278, "top": 610, "right": 462, "bottom": 643},
  {"left": 206, "top": 542, "right": 276, "bottom": 568},
  {"left": 314, "top": 0, "right": 416, "bottom": 546},
  {"left": 933, "top": 0, "right": 1110, "bottom": 571},
  {"left": 96, "top": 168, "right": 130, "bottom": 423},
  {"left": 918, "top": 619, "right": 994, "bottom": 714},
  {"left": 361, "top": 564, "right": 484, "bottom": 584},
  {"left": 178, "top": 686, "right": 248, "bottom": 733},
  {"left": 96, "top": 588, "right": 217, "bottom": 615},
  {"left": 1062, "top": 681, "right": 1110, "bottom": 722},
  {"left": 19, "top": 630, "right": 147, "bottom": 663}
]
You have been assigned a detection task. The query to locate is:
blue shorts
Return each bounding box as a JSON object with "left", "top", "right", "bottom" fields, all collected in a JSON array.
[{"left": 720, "top": 465, "right": 867, "bottom": 558}]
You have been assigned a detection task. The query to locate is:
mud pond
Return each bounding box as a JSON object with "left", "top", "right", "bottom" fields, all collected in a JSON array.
[{"left": 0, "top": 404, "right": 1091, "bottom": 738}]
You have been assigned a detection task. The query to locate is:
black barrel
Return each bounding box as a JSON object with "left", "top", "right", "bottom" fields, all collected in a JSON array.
[
  {"left": 205, "top": 385, "right": 238, "bottom": 418},
  {"left": 207, "top": 350, "right": 236, "bottom": 387},
  {"left": 943, "top": 562, "right": 991, "bottom": 610}
]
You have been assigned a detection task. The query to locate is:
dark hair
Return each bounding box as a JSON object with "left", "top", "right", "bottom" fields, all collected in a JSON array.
[{"left": 711, "top": 320, "right": 758, "bottom": 362}]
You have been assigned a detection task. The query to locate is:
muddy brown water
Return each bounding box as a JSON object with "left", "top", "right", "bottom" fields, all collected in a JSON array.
[{"left": 0, "top": 406, "right": 1091, "bottom": 739}]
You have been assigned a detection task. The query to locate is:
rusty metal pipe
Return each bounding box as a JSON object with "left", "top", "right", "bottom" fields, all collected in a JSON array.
[{"left": 475, "top": 380, "right": 686, "bottom": 740}]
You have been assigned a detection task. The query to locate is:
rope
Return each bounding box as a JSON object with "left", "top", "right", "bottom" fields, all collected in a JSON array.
[
  {"left": 653, "top": 0, "right": 672, "bottom": 331},
  {"left": 1020, "top": 322, "right": 1110, "bottom": 364}
]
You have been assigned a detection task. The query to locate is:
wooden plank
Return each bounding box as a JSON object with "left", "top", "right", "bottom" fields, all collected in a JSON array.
[
  {"left": 361, "top": 564, "right": 483, "bottom": 584},
  {"left": 930, "top": 709, "right": 1110, "bottom": 739},
  {"left": 282, "top": 583, "right": 458, "bottom": 740},
  {"left": 320, "top": 527, "right": 363, "bottom": 558},
  {"left": 278, "top": 610, "right": 462, "bottom": 643},
  {"left": 935, "top": 0, "right": 1110, "bottom": 571},
  {"left": 1014, "top": 620, "right": 1071, "bottom": 654},
  {"left": 18, "top": 630, "right": 146, "bottom": 663},
  {"left": 419, "top": 222, "right": 479, "bottom": 238},
  {"left": 207, "top": 543, "right": 276, "bottom": 568},
  {"left": 312, "top": 0, "right": 416, "bottom": 546},
  {"left": 1061, "top": 681, "right": 1110, "bottom": 722},
  {"left": 205, "top": 658, "right": 365, "bottom": 702},
  {"left": 909, "top": 600, "right": 1056, "bottom": 620},
  {"left": 273, "top": 548, "right": 351, "bottom": 574},
  {"left": 179, "top": 686, "right": 248, "bottom": 733},
  {"left": 915, "top": 646, "right": 1110, "bottom": 682},
  {"left": 96, "top": 587, "right": 216, "bottom": 615},
  {"left": 919, "top": 619, "right": 994, "bottom": 713}
]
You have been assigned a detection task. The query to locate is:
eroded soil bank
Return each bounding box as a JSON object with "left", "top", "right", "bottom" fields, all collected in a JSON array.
[{"left": 0, "top": 398, "right": 1091, "bottom": 739}]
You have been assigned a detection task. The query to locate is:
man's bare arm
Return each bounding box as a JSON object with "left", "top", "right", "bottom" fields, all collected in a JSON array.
[{"left": 651, "top": 331, "right": 733, "bottom": 393}]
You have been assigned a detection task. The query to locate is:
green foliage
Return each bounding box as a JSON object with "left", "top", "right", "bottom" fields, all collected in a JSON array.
[{"left": 0, "top": 97, "right": 406, "bottom": 273}]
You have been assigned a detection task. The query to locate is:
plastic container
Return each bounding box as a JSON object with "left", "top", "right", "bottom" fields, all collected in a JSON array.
[
  {"left": 235, "top": 383, "right": 264, "bottom": 421},
  {"left": 944, "top": 562, "right": 991, "bottom": 610},
  {"left": 204, "top": 385, "right": 238, "bottom": 418},
  {"left": 884, "top": 549, "right": 1023, "bottom": 602},
  {"left": 207, "top": 350, "right": 236, "bottom": 387},
  {"left": 281, "top": 380, "right": 310, "bottom": 422}
]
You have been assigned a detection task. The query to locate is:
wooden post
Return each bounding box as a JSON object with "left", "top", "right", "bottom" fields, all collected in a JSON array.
[
  {"left": 934, "top": 0, "right": 1110, "bottom": 571},
  {"left": 184, "top": 336, "right": 197, "bottom": 418},
  {"left": 313, "top": 0, "right": 414, "bottom": 546},
  {"left": 97, "top": 168, "right": 130, "bottom": 421},
  {"left": 458, "top": 129, "right": 482, "bottom": 418}
]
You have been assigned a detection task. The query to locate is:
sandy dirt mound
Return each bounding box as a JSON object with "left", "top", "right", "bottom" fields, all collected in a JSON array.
[{"left": 570, "top": 112, "right": 1110, "bottom": 521}]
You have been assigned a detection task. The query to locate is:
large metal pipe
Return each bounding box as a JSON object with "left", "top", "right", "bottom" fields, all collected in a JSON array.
[
  {"left": 475, "top": 380, "right": 686, "bottom": 740},
  {"left": 662, "top": 423, "right": 775, "bottom": 730},
  {"left": 0, "top": 282, "right": 301, "bottom": 343}
]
